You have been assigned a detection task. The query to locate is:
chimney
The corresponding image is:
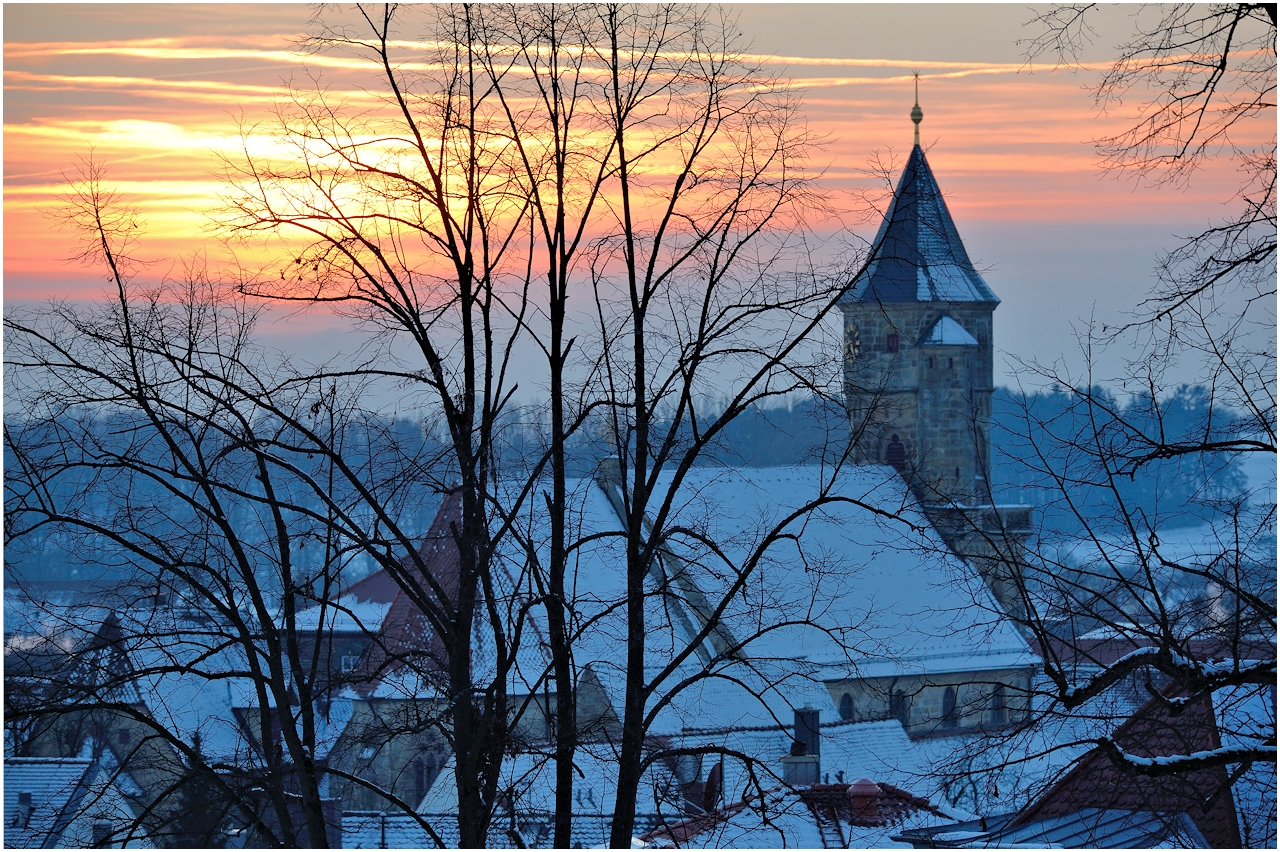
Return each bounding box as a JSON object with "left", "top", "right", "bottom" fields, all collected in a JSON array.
[
  {"left": 16, "top": 791, "right": 33, "bottom": 828},
  {"left": 847, "top": 778, "right": 882, "bottom": 826},
  {"left": 780, "top": 707, "right": 820, "bottom": 786},
  {"left": 794, "top": 707, "right": 820, "bottom": 758}
]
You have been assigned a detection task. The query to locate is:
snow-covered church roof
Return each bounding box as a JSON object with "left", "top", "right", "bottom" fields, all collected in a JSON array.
[
  {"left": 494, "top": 463, "right": 1033, "bottom": 714},
  {"left": 334, "top": 461, "right": 1035, "bottom": 732},
  {"left": 641, "top": 463, "right": 1034, "bottom": 680}
]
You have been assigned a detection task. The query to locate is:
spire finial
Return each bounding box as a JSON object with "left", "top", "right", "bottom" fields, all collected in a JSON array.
[{"left": 911, "top": 73, "right": 923, "bottom": 147}]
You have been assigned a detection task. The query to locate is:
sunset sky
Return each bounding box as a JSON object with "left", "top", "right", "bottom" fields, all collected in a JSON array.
[{"left": 4, "top": 3, "right": 1267, "bottom": 388}]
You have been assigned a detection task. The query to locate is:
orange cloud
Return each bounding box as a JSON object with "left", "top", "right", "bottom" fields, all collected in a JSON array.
[{"left": 5, "top": 16, "right": 1269, "bottom": 304}]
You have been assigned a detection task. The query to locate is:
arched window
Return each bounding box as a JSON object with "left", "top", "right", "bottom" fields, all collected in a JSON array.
[
  {"left": 890, "top": 689, "right": 908, "bottom": 725},
  {"left": 886, "top": 435, "right": 906, "bottom": 471},
  {"left": 942, "top": 687, "right": 958, "bottom": 729},
  {"left": 839, "top": 692, "right": 854, "bottom": 721},
  {"left": 991, "top": 685, "right": 1007, "bottom": 726}
]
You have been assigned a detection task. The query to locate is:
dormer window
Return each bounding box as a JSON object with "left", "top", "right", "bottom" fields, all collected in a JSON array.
[{"left": 924, "top": 315, "right": 978, "bottom": 347}]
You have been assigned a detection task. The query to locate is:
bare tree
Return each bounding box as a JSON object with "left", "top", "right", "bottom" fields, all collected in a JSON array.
[
  {"left": 218, "top": 5, "right": 882, "bottom": 847},
  {"left": 1023, "top": 3, "right": 1275, "bottom": 386},
  {"left": 5, "top": 162, "right": 385, "bottom": 846},
  {"left": 9, "top": 6, "right": 916, "bottom": 847},
  {"left": 218, "top": 5, "right": 570, "bottom": 843},
  {"left": 934, "top": 4, "right": 1278, "bottom": 836}
]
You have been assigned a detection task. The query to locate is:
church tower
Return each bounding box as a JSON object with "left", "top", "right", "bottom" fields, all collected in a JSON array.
[
  {"left": 841, "top": 81, "right": 998, "bottom": 505},
  {"left": 842, "top": 83, "right": 1031, "bottom": 623}
]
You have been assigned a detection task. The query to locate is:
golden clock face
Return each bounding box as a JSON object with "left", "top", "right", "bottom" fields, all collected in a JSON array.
[{"left": 843, "top": 324, "right": 861, "bottom": 363}]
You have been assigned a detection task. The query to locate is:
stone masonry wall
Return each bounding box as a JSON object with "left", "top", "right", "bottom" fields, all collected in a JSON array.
[{"left": 841, "top": 301, "right": 994, "bottom": 503}]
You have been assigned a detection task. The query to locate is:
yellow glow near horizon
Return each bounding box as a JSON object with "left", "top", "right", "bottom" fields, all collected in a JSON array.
[{"left": 5, "top": 6, "right": 1271, "bottom": 303}]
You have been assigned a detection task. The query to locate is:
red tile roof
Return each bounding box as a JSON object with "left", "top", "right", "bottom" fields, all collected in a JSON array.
[
  {"left": 641, "top": 779, "right": 949, "bottom": 847},
  {"left": 1013, "top": 682, "right": 1241, "bottom": 848},
  {"left": 351, "top": 492, "right": 464, "bottom": 694}
]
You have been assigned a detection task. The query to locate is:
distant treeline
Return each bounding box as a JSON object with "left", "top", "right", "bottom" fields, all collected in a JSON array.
[
  {"left": 637, "top": 385, "right": 1250, "bottom": 535},
  {"left": 988, "top": 384, "right": 1250, "bottom": 533},
  {"left": 3, "top": 385, "right": 1249, "bottom": 589}
]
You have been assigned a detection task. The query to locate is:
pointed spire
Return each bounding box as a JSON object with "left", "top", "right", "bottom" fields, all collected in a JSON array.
[
  {"left": 911, "top": 73, "right": 923, "bottom": 147},
  {"left": 843, "top": 146, "right": 999, "bottom": 305}
]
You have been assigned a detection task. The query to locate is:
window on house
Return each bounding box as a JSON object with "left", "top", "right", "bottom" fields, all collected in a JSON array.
[
  {"left": 927, "top": 356, "right": 934, "bottom": 369},
  {"left": 942, "top": 687, "right": 958, "bottom": 729},
  {"left": 886, "top": 333, "right": 899, "bottom": 353},
  {"left": 948, "top": 357, "right": 954, "bottom": 369},
  {"left": 839, "top": 693, "right": 854, "bottom": 721},
  {"left": 341, "top": 655, "right": 360, "bottom": 674}
]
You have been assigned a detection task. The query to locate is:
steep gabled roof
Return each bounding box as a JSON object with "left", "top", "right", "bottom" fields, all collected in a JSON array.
[
  {"left": 650, "top": 464, "right": 1034, "bottom": 678},
  {"left": 1011, "top": 682, "right": 1242, "bottom": 848},
  {"left": 4, "top": 755, "right": 144, "bottom": 848},
  {"left": 349, "top": 491, "right": 464, "bottom": 695},
  {"left": 846, "top": 146, "right": 999, "bottom": 305}
]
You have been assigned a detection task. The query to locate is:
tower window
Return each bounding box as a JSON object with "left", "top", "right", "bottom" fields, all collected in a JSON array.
[
  {"left": 414, "top": 757, "right": 427, "bottom": 806},
  {"left": 948, "top": 357, "right": 953, "bottom": 369},
  {"left": 886, "top": 333, "right": 899, "bottom": 353},
  {"left": 927, "top": 356, "right": 934, "bottom": 369},
  {"left": 839, "top": 692, "right": 854, "bottom": 721}
]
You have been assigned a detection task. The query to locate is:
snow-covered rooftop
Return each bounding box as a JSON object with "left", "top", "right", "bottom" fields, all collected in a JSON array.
[{"left": 648, "top": 464, "right": 1034, "bottom": 678}]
